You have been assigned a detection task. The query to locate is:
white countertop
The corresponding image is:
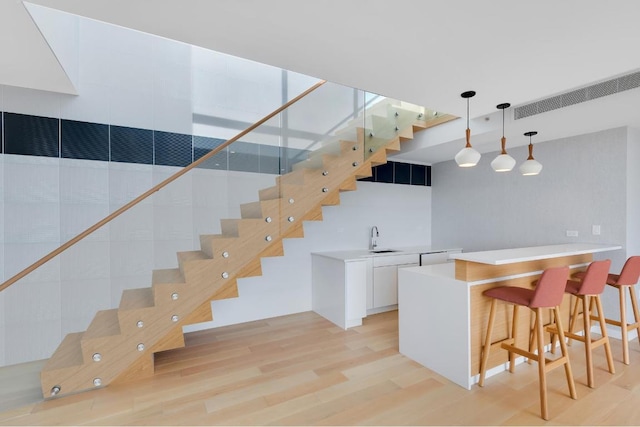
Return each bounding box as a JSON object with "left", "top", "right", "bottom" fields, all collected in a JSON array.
[
  {"left": 312, "top": 246, "right": 461, "bottom": 262},
  {"left": 449, "top": 243, "right": 622, "bottom": 265}
]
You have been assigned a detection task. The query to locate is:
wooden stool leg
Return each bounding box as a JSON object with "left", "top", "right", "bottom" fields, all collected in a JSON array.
[
  {"left": 510, "top": 305, "right": 519, "bottom": 373},
  {"left": 619, "top": 285, "right": 629, "bottom": 365},
  {"left": 568, "top": 295, "right": 580, "bottom": 346},
  {"left": 528, "top": 312, "right": 536, "bottom": 364},
  {"left": 595, "top": 295, "right": 615, "bottom": 374},
  {"left": 535, "top": 308, "right": 549, "bottom": 420},
  {"left": 554, "top": 306, "right": 577, "bottom": 400},
  {"left": 629, "top": 285, "right": 640, "bottom": 345},
  {"left": 549, "top": 308, "right": 557, "bottom": 354},
  {"left": 479, "top": 299, "right": 497, "bottom": 387},
  {"left": 583, "top": 295, "right": 595, "bottom": 388}
]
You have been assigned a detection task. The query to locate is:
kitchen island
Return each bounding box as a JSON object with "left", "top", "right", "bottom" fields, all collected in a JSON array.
[{"left": 398, "top": 243, "right": 622, "bottom": 389}]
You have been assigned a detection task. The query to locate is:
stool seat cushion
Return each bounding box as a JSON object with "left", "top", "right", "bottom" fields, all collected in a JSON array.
[
  {"left": 607, "top": 274, "right": 622, "bottom": 286},
  {"left": 573, "top": 271, "right": 622, "bottom": 286},
  {"left": 483, "top": 286, "right": 534, "bottom": 307},
  {"left": 565, "top": 279, "right": 582, "bottom": 295}
]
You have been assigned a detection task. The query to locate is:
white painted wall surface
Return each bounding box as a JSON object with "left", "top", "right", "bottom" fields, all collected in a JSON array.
[
  {"left": 432, "top": 127, "right": 628, "bottom": 271},
  {"left": 627, "top": 127, "right": 640, "bottom": 257}
]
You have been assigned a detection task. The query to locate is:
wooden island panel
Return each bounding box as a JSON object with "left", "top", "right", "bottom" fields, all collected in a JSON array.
[{"left": 455, "top": 253, "right": 592, "bottom": 281}]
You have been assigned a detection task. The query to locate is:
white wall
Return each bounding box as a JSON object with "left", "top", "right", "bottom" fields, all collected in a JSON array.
[
  {"left": 186, "top": 181, "right": 431, "bottom": 330},
  {"left": 627, "top": 127, "right": 640, "bottom": 257},
  {"left": 432, "top": 127, "right": 628, "bottom": 270}
]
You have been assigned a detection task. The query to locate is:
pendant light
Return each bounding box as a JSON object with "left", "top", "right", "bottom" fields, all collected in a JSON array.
[
  {"left": 455, "top": 91, "right": 481, "bottom": 167},
  {"left": 519, "top": 131, "right": 543, "bottom": 176},
  {"left": 490, "top": 103, "right": 516, "bottom": 172}
]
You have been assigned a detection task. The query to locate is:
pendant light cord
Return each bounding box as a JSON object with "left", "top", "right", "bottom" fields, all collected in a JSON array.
[{"left": 467, "top": 98, "right": 470, "bottom": 129}]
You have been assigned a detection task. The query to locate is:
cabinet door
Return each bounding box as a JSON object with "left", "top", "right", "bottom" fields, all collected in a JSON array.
[{"left": 373, "top": 265, "right": 398, "bottom": 307}]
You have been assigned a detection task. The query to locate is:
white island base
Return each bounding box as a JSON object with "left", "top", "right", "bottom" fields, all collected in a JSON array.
[{"left": 398, "top": 243, "right": 622, "bottom": 390}]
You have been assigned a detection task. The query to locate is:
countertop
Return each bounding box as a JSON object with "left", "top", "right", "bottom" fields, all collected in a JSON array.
[
  {"left": 448, "top": 243, "right": 622, "bottom": 265},
  {"left": 311, "top": 246, "right": 462, "bottom": 262}
]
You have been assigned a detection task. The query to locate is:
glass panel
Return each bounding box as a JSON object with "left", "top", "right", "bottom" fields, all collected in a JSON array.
[{"left": 362, "top": 98, "right": 453, "bottom": 159}]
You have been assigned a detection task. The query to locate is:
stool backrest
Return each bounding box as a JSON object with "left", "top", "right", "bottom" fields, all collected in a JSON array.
[
  {"left": 577, "top": 259, "right": 611, "bottom": 295},
  {"left": 617, "top": 256, "right": 640, "bottom": 286},
  {"left": 530, "top": 266, "right": 570, "bottom": 308}
]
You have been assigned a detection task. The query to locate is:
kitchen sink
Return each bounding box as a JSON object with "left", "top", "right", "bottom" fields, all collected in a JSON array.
[{"left": 369, "top": 249, "right": 400, "bottom": 253}]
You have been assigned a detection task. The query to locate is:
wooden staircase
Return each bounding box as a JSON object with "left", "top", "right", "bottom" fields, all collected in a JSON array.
[{"left": 40, "top": 100, "right": 455, "bottom": 398}]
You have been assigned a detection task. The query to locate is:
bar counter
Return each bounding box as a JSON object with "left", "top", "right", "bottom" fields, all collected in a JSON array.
[{"left": 398, "top": 243, "right": 622, "bottom": 389}]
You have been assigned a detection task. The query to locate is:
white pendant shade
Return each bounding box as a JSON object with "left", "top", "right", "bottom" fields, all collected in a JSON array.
[
  {"left": 520, "top": 159, "right": 543, "bottom": 176},
  {"left": 455, "top": 146, "right": 481, "bottom": 167},
  {"left": 491, "top": 154, "right": 516, "bottom": 172},
  {"left": 520, "top": 131, "right": 542, "bottom": 176}
]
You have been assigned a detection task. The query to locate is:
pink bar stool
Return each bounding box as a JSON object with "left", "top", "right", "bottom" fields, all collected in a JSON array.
[
  {"left": 478, "top": 266, "right": 576, "bottom": 421},
  {"left": 563, "top": 259, "right": 615, "bottom": 388},
  {"left": 574, "top": 256, "right": 640, "bottom": 365}
]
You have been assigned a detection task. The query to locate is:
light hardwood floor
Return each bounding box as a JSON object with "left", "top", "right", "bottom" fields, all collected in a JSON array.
[{"left": 2, "top": 310, "right": 640, "bottom": 425}]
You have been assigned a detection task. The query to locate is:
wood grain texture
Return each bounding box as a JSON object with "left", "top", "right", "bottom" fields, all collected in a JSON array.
[
  {"left": 4, "top": 310, "right": 640, "bottom": 425},
  {"left": 456, "top": 254, "right": 592, "bottom": 281}
]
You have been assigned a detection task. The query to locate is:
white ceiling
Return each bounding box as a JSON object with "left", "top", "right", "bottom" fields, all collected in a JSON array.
[{"left": 3, "top": 0, "right": 640, "bottom": 164}]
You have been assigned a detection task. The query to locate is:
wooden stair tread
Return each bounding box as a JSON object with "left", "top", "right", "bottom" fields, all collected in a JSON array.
[
  {"left": 177, "top": 250, "right": 209, "bottom": 262},
  {"left": 120, "top": 287, "right": 154, "bottom": 311},
  {"left": 42, "top": 332, "right": 84, "bottom": 371},
  {"left": 83, "top": 309, "right": 121, "bottom": 340},
  {"left": 152, "top": 268, "right": 184, "bottom": 285}
]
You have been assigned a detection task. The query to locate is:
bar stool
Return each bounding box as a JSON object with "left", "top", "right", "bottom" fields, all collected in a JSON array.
[
  {"left": 574, "top": 256, "right": 640, "bottom": 365},
  {"left": 478, "top": 266, "right": 576, "bottom": 421},
  {"left": 562, "top": 259, "right": 615, "bottom": 388}
]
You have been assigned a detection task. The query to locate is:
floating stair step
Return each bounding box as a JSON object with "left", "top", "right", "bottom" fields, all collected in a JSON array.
[
  {"left": 339, "top": 176, "right": 358, "bottom": 192},
  {"left": 219, "top": 218, "right": 240, "bottom": 236},
  {"left": 152, "top": 268, "right": 184, "bottom": 285},
  {"left": 42, "top": 332, "right": 84, "bottom": 372},
  {"left": 81, "top": 309, "right": 122, "bottom": 362},
  {"left": 177, "top": 251, "right": 210, "bottom": 275},
  {"left": 275, "top": 168, "right": 311, "bottom": 186},
  {"left": 240, "top": 199, "right": 281, "bottom": 219},
  {"left": 83, "top": 309, "right": 121, "bottom": 340},
  {"left": 177, "top": 250, "right": 209, "bottom": 264},
  {"left": 257, "top": 183, "right": 304, "bottom": 201},
  {"left": 221, "top": 218, "right": 267, "bottom": 237},
  {"left": 41, "top": 332, "right": 85, "bottom": 397},
  {"left": 199, "top": 234, "right": 240, "bottom": 258},
  {"left": 120, "top": 287, "right": 154, "bottom": 311},
  {"left": 152, "top": 268, "right": 188, "bottom": 307},
  {"left": 355, "top": 165, "right": 373, "bottom": 180},
  {"left": 423, "top": 114, "right": 457, "bottom": 129}
]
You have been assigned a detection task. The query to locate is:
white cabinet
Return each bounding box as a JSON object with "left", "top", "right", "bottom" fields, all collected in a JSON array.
[
  {"left": 312, "top": 247, "right": 462, "bottom": 328},
  {"left": 312, "top": 255, "right": 367, "bottom": 329},
  {"left": 373, "top": 265, "right": 399, "bottom": 307},
  {"left": 370, "top": 253, "right": 419, "bottom": 311}
]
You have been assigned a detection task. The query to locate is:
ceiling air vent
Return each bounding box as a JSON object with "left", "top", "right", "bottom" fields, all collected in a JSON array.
[{"left": 514, "top": 70, "right": 640, "bottom": 120}]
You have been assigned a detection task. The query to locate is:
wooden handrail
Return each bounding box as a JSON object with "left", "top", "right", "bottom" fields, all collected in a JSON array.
[{"left": 0, "top": 80, "right": 327, "bottom": 292}]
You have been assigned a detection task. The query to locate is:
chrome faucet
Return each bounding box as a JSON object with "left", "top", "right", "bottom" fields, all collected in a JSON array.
[{"left": 370, "top": 226, "right": 379, "bottom": 250}]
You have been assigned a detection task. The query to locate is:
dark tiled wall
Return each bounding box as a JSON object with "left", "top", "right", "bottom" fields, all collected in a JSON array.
[
  {"left": 0, "top": 111, "right": 430, "bottom": 186},
  {"left": 358, "top": 161, "right": 431, "bottom": 186}
]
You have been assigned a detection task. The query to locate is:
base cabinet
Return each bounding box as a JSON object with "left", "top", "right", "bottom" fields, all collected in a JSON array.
[
  {"left": 373, "top": 265, "right": 399, "bottom": 307},
  {"left": 313, "top": 247, "right": 462, "bottom": 328}
]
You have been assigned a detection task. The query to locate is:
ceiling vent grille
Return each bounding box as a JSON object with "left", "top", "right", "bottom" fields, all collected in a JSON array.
[{"left": 514, "top": 70, "right": 640, "bottom": 120}]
